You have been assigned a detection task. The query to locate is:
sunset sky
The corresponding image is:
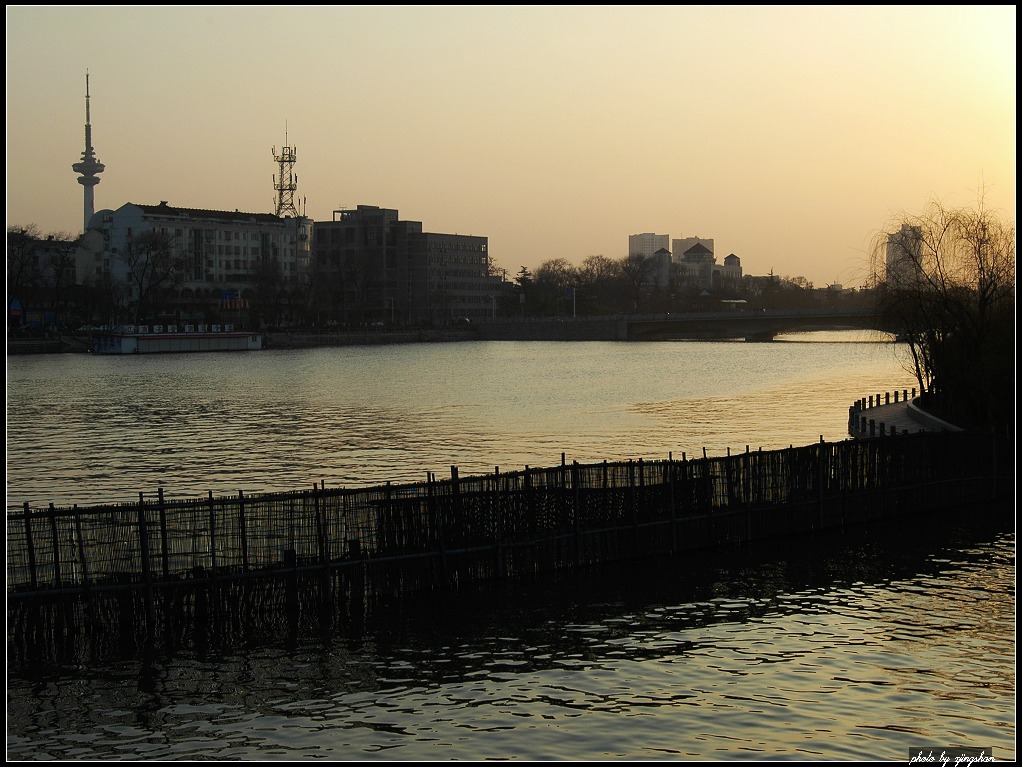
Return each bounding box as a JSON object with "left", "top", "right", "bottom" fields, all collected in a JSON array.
[{"left": 6, "top": 5, "right": 1015, "bottom": 287}]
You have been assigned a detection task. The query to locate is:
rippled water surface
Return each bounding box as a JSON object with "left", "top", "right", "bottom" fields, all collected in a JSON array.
[
  {"left": 6, "top": 523, "right": 1014, "bottom": 761},
  {"left": 8, "top": 332, "right": 915, "bottom": 508},
  {"left": 6, "top": 334, "right": 1014, "bottom": 760}
]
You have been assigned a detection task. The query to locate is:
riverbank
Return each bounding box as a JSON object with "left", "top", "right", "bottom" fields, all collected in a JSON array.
[{"left": 263, "top": 328, "right": 476, "bottom": 348}]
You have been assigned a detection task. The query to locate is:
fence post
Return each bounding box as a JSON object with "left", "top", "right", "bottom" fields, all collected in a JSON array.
[
  {"left": 665, "top": 457, "right": 676, "bottom": 553},
  {"left": 817, "top": 439, "right": 826, "bottom": 530},
  {"left": 238, "top": 490, "right": 249, "bottom": 573},
  {"left": 157, "top": 487, "right": 170, "bottom": 579},
  {"left": 207, "top": 491, "right": 218, "bottom": 576},
  {"left": 137, "top": 493, "right": 155, "bottom": 632},
  {"left": 628, "top": 460, "right": 638, "bottom": 557},
  {"left": 48, "top": 503, "right": 62, "bottom": 588},
  {"left": 428, "top": 472, "right": 448, "bottom": 580},
  {"left": 450, "top": 466, "right": 462, "bottom": 552},
  {"left": 72, "top": 504, "right": 98, "bottom": 631},
  {"left": 314, "top": 482, "right": 332, "bottom": 633},
  {"left": 73, "top": 504, "right": 90, "bottom": 589},
  {"left": 572, "top": 461, "right": 582, "bottom": 566},
  {"left": 494, "top": 467, "right": 504, "bottom": 579},
  {"left": 23, "top": 502, "right": 37, "bottom": 590}
]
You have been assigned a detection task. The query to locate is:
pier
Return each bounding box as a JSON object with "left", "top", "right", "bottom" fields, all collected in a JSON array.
[
  {"left": 7, "top": 427, "right": 1010, "bottom": 667},
  {"left": 847, "top": 388, "right": 965, "bottom": 438}
]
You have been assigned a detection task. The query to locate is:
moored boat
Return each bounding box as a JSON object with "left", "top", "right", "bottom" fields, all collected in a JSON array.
[{"left": 92, "top": 324, "right": 262, "bottom": 354}]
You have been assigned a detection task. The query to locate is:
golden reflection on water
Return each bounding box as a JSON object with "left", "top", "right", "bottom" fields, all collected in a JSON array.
[{"left": 7, "top": 333, "right": 917, "bottom": 508}]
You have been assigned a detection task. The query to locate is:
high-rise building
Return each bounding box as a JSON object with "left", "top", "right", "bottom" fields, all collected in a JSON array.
[
  {"left": 628, "top": 233, "right": 670, "bottom": 258},
  {"left": 885, "top": 224, "right": 924, "bottom": 288}
]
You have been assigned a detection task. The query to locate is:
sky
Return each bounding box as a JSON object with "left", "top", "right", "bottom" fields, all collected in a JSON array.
[{"left": 6, "top": 5, "right": 1016, "bottom": 288}]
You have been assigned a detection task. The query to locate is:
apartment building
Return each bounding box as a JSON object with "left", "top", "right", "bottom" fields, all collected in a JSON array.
[
  {"left": 83, "top": 201, "right": 312, "bottom": 324},
  {"left": 312, "top": 205, "right": 502, "bottom": 326}
]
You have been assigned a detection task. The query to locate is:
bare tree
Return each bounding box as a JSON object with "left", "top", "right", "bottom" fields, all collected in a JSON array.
[
  {"left": 576, "top": 255, "right": 623, "bottom": 314},
  {"left": 533, "top": 258, "right": 579, "bottom": 315},
  {"left": 44, "top": 232, "right": 79, "bottom": 319},
  {"left": 618, "top": 252, "right": 656, "bottom": 312},
  {"left": 6, "top": 225, "right": 44, "bottom": 304},
  {"left": 121, "top": 230, "right": 180, "bottom": 325},
  {"left": 870, "top": 195, "right": 1015, "bottom": 430}
]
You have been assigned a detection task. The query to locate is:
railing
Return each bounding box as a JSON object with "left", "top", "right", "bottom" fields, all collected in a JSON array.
[{"left": 848, "top": 387, "right": 918, "bottom": 437}]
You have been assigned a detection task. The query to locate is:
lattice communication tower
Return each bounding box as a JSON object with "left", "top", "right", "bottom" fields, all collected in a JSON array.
[{"left": 272, "top": 128, "right": 300, "bottom": 218}]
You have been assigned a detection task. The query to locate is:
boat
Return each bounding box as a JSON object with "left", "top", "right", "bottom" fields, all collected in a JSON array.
[{"left": 91, "top": 324, "right": 263, "bottom": 354}]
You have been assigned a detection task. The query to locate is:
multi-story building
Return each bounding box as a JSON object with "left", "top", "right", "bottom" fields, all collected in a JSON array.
[
  {"left": 671, "top": 237, "right": 743, "bottom": 293},
  {"left": 6, "top": 228, "right": 96, "bottom": 329},
  {"left": 720, "top": 253, "right": 743, "bottom": 290},
  {"left": 628, "top": 234, "right": 673, "bottom": 290},
  {"left": 312, "top": 204, "right": 502, "bottom": 326},
  {"left": 84, "top": 201, "right": 312, "bottom": 325},
  {"left": 885, "top": 224, "right": 923, "bottom": 288},
  {"left": 628, "top": 233, "right": 670, "bottom": 258}
]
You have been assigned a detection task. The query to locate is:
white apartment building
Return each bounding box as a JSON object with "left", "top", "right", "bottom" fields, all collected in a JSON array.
[
  {"left": 628, "top": 233, "right": 670, "bottom": 258},
  {"left": 86, "top": 201, "right": 312, "bottom": 299},
  {"left": 885, "top": 224, "right": 924, "bottom": 288}
]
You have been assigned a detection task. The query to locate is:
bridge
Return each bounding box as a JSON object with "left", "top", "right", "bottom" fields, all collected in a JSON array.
[
  {"left": 477, "top": 307, "right": 896, "bottom": 342},
  {"left": 622, "top": 307, "right": 892, "bottom": 341}
]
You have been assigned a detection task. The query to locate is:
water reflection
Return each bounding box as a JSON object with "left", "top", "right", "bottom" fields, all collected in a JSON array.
[
  {"left": 7, "top": 335, "right": 916, "bottom": 508},
  {"left": 7, "top": 514, "right": 1014, "bottom": 761}
]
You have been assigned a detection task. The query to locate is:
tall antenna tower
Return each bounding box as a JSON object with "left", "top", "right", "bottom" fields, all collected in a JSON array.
[
  {"left": 71, "top": 70, "right": 105, "bottom": 231},
  {"left": 272, "top": 125, "right": 300, "bottom": 218}
]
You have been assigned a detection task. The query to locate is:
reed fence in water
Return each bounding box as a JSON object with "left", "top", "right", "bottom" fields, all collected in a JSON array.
[{"left": 6, "top": 430, "right": 1009, "bottom": 666}]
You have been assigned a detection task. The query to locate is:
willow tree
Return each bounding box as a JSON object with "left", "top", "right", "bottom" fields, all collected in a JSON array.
[{"left": 871, "top": 196, "right": 1015, "bottom": 431}]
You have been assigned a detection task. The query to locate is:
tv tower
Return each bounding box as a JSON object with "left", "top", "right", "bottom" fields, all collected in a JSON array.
[
  {"left": 71, "top": 71, "right": 105, "bottom": 231},
  {"left": 272, "top": 126, "right": 301, "bottom": 218}
]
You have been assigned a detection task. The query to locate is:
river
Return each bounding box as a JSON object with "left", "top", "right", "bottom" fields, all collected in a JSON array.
[{"left": 5, "top": 332, "right": 1015, "bottom": 760}]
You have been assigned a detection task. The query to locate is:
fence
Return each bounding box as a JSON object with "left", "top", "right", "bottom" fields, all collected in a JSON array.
[{"left": 9, "top": 429, "right": 1011, "bottom": 667}]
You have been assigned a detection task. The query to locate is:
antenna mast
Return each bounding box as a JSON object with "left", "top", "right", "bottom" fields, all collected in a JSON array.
[{"left": 272, "top": 124, "right": 300, "bottom": 217}]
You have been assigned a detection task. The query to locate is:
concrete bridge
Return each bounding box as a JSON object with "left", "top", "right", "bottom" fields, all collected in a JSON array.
[
  {"left": 477, "top": 307, "right": 895, "bottom": 342},
  {"left": 623, "top": 307, "right": 893, "bottom": 341}
]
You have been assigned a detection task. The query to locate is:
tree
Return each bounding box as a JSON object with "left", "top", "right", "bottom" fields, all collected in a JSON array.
[
  {"left": 618, "top": 253, "right": 655, "bottom": 312},
  {"left": 870, "top": 195, "right": 1015, "bottom": 431},
  {"left": 533, "top": 258, "right": 578, "bottom": 316},
  {"left": 576, "top": 255, "right": 623, "bottom": 314},
  {"left": 253, "top": 254, "right": 286, "bottom": 328},
  {"left": 6, "top": 225, "right": 44, "bottom": 306},
  {"left": 513, "top": 266, "right": 533, "bottom": 317},
  {"left": 43, "top": 232, "right": 79, "bottom": 322},
  {"left": 121, "top": 230, "right": 181, "bottom": 325}
]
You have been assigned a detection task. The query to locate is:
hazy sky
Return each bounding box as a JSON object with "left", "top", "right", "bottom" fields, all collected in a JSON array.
[{"left": 6, "top": 5, "right": 1015, "bottom": 287}]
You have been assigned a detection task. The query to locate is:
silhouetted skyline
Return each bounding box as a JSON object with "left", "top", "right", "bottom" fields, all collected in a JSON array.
[{"left": 6, "top": 5, "right": 1015, "bottom": 288}]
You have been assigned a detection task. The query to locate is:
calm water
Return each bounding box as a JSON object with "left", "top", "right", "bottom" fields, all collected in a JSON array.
[{"left": 6, "top": 333, "right": 1015, "bottom": 760}]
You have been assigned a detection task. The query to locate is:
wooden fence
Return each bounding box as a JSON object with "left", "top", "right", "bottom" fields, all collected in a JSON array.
[{"left": 6, "top": 430, "right": 1010, "bottom": 666}]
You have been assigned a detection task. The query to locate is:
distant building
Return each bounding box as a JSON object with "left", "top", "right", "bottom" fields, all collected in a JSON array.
[
  {"left": 650, "top": 247, "right": 673, "bottom": 289},
  {"left": 628, "top": 233, "right": 670, "bottom": 258},
  {"left": 885, "top": 224, "right": 923, "bottom": 288},
  {"left": 671, "top": 239, "right": 742, "bottom": 293},
  {"left": 720, "top": 253, "right": 743, "bottom": 289},
  {"left": 312, "top": 205, "right": 502, "bottom": 326},
  {"left": 83, "top": 201, "right": 312, "bottom": 325},
  {"left": 672, "top": 236, "right": 714, "bottom": 263},
  {"left": 675, "top": 242, "right": 716, "bottom": 291}
]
